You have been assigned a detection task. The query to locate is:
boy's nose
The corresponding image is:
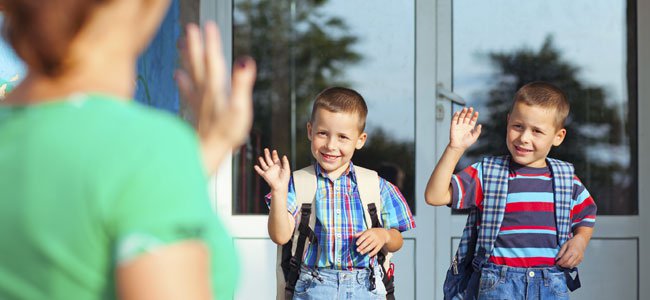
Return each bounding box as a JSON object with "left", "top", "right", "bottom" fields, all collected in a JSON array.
[
  {"left": 519, "top": 130, "right": 532, "bottom": 143},
  {"left": 326, "top": 138, "right": 337, "bottom": 150}
]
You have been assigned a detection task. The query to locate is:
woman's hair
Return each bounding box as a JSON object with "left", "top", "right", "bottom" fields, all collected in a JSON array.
[{"left": 1, "top": 0, "right": 108, "bottom": 76}]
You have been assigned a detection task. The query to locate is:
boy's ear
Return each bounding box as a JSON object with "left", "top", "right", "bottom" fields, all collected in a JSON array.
[
  {"left": 355, "top": 132, "right": 368, "bottom": 150},
  {"left": 553, "top": 128, "right": 567, "bottom": 146},
  {"left": 306, "top": 122, "right": 313, "bottom": 141}
]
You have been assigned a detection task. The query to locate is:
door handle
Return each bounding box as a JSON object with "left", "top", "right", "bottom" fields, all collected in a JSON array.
[{"left": 436, "top": 83, "right": 467, "bottom": 106}]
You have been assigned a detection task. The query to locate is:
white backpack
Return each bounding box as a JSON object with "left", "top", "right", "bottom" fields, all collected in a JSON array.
[{"left": 275, "top": 165, "right": 395, "bottom": 300}]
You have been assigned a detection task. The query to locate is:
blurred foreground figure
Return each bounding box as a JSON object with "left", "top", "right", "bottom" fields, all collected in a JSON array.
[{"left": 0, "top": 0, "right": 256, "bottom": 299}]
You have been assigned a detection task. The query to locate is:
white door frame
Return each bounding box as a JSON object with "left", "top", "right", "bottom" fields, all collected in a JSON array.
[{"left": 638, "top": 1, "right": 650, "bottom": 298}]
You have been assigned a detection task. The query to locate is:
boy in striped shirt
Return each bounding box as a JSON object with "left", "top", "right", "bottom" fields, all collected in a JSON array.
[
  {"left": 256, "top": 87, "right": 415, "bottom": 299},
  {"left": 425, "top": 82, "right": 596, "bottom": 299}
]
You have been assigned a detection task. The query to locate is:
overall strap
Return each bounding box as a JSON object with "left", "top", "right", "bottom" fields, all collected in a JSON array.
[
  {"left": 547, "top": 158, "right": 575, "bottom": 246},
  {"left": 475, "top": 155, "right": 510, "bottom": 269},
  {"left": 283, "top": 166, "right": 319, "bottom": 299}
]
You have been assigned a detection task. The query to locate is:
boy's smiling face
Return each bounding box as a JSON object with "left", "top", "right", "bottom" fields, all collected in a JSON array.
[
  {"left": 506, "top": 102, "right": 567, "bottom": 168},
  {"left": 307, "top": 108, "right": 367, "bottom": 179}
]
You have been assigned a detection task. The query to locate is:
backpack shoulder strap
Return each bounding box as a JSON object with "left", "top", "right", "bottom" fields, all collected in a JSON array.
[
  {"left": 276, "top": 165, "right": 318, "bottom": 300},
  {"left": 547, "top": 158, "right": 575, "bottom": 246},
  {"left": 354, "top": 165, "right": 382, "bottom": 228},
  {"left": 354, "top": 165, "right": 396, "bottom": 298},
  {"left": 290, "top": 165, "right": 318, "bottom": 254},
  {"left": 477, "top": 155, "right": 510, "bottom": 264}
]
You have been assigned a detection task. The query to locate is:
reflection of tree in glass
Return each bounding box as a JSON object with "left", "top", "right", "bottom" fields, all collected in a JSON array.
[
  {"left": 233, "top": 0, "right": 361, "bottom": 214},
  {"left": 355, "top": 129, "right": 415, "bottom": 212},
  {"left": 467, "top": 36, "right": 635, "bottom": 215},
  {"left": 233, "top": 0, "right": 417, "bottom": 214}
]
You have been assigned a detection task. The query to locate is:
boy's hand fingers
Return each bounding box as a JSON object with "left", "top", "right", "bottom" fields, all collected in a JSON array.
[
  {"left": 458, "top": 107, "right": 468, "bottom": 124},
  {"left": 258, "top": 156, "right": 269, "bottom": 170},
  {"left": 464, "top": 107, "right": 474, "bottom": 123},
  {"left": 253, "top": 165, "right": 265, "bottom": 176},
  {"left": 355, "top": 231, "right": 368, "bottom": 244},
  {"left": 282, "top": 155, "right": 291, "bottom": 171},
  {"left": 264, "top": 148, "right": 275, "bottom": 166},
  {"left": 470, "top": 111, "right": 479, "bottom": 125},
  {"left": 556, "top": 243, "right": 568, "bottom": 260},
  {"left": 452, "top": 110, "right": 460, "bottom": 124},
  {"left": 368, "top": 245, "right": 381, "bottom": 257},
  {"left": 357, "top": 238, "right": 374, "bottom": 254},
  {"left": 272, "top": 150, "right": 280, "bottom": 163}
]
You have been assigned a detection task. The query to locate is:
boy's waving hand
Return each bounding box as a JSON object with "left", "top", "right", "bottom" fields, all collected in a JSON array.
[
  {"left": 449, "top": 107, "right": 482, "bottom": 151},
  {"left": 254, "top": 148, "right": 291, "bottom": 190}
]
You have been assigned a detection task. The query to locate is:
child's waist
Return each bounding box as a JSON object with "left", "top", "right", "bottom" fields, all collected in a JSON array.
[
  {"left": 483, "top": 262, "right": 565, "bottom": 276},
  {"left": 300, "top": 265, "right": 376, "bottom": 282}
]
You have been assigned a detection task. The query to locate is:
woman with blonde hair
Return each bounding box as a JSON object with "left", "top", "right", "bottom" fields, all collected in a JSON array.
[{"left": 0, "top": 0, "right": 255, "bottom": 299}]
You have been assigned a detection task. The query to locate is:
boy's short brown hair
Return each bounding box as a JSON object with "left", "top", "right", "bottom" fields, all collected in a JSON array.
[
  {"left": 511, "top": 81, "right": 570, "bottom": 129},
  {"left": 310, "top": 87, "right": 368, "bottom": 132}
]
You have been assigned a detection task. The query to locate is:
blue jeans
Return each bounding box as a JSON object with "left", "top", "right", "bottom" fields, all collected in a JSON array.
[
  {"left": 292, "top": 266, "right": 386, "bottom": 300},
  {"left": 477, "top": 263, "right": 570, "bottom": 300}
]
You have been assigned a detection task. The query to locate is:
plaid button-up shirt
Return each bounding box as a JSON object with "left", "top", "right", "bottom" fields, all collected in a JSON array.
[{"left": 266, "top": 162, "right": 415, "bottom": 270}]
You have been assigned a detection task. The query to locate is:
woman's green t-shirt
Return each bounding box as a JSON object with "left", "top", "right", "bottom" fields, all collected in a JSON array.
[{"left": 0, "top": 94, "right": 238, "bottom": 299}]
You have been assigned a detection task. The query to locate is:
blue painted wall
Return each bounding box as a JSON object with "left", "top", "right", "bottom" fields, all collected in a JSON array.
[{"left": 134, "top": 0, "right": 181, "bottom": 113}]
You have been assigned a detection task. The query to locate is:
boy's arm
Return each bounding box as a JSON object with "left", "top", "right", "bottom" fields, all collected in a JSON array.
[
  {"left": 424, "top": 146, "right": 465, "bottom": 206},
  {"left": 267, "top": 188, "right": 296, "bottom": 245},
  {"left": 254, "top": 148, "right": 295, "bottom": 245},
  {"left": 556, "top": 226, "right": 593, "bottom": 269},
  {"left": 424, "top": 107, "right": 481, "bottom": 206}
]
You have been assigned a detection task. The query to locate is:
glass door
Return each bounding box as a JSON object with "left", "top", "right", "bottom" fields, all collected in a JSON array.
[{"left": 435, "top": 0, "right": 646, "bottom": 298}]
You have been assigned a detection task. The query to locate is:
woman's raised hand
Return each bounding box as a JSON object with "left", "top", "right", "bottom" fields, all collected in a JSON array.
[{"left": 176, "top": 21, "right": 256, "bottom": 174}]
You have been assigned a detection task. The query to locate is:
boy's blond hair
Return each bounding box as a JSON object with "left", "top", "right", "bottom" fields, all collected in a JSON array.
[
  {"left": 310, "top": 87, "right": 368, "bottom": 132},
  {"left": 511, "top": 81, "right": 570, "bottom": 129}
]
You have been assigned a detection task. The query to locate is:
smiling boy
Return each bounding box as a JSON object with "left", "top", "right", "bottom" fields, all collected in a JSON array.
[
  {"left": 425, "top": 82, "right": 596, "bottom": 299},
  {"left": 255, "top": 87, "right": 415, "bottom": 299}
]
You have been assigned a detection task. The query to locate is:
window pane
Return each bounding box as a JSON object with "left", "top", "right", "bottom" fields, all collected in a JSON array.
[
  {"left": 453, "top": 0, "right": 637, "bottom": 215},
  {"left": 233, "top": 0, "right": 416, "bottom": 215}
]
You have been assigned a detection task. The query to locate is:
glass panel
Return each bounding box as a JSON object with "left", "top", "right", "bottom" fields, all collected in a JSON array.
[
  {"left": 233, "top": 0, "right": 416, "bottom": 215},
  {"left": 453, "top": 0, "right": 637, "bottom": 215}
]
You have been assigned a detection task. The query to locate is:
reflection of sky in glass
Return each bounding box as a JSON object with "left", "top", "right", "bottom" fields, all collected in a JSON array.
[
  {"left": 0, "top": 15, "right": 26, "bottom": 82},
  {"left": 453, "top": 0, "right": 626, "bottom": 108},
  {"left": 320, "top": 0, "right": 415, "bottom": 142}
]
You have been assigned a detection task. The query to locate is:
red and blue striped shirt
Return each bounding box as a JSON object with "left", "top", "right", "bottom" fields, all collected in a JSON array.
[
  {"left": 266, "top": 162, "right": 415, "bottom": 270},
  {"left": 451, "top": 161, "right": 596, "bottom": 267}
]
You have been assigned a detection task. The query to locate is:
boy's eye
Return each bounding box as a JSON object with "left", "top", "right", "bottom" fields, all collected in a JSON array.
[
  {"left": 512, "top": 124, "right": 523, "bottom": 130},
  {"left": 317, "top": 131, "right": 327, "bottom": 136},
  {"left": 339, "top": 135, "right": 349, "bottom": 140}
]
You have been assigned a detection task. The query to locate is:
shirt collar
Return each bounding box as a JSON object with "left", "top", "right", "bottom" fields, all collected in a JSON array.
[{"left": 314, "top": 161, "right": 357, "bottom": 182}]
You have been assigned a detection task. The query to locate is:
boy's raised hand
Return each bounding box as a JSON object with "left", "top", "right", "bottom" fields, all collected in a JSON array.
[
  {"left": 254, "top": 148, "right": 291, "bottom": 191},
  {"left": 449, "top": 107, "right": 482, "bottom": 151}
]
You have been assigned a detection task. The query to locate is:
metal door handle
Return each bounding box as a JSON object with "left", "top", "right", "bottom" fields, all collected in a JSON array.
[{"left": 437, "top": 83, "right": 467, "bottom": 106}]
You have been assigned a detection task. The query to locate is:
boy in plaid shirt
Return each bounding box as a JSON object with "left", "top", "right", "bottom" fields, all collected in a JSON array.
[
  {"left": 425, "top": 82, "right": 596, "bottom": 299},
  {"left": 256, "top": 87, "right": 415, "bottom": 299}
]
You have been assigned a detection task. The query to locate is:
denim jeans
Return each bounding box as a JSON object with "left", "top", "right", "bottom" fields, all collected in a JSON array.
[
  {"left": 478, "top": 263, "right": 570, "bottom": 300},
  {"left": 292, "top": 266, "right": 386, "bottom": 300}
]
